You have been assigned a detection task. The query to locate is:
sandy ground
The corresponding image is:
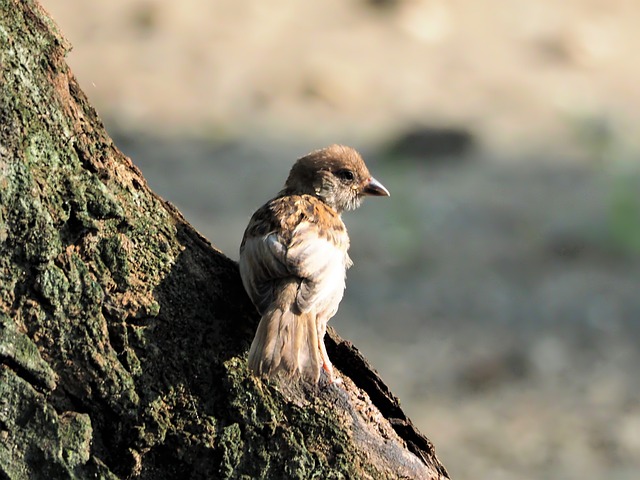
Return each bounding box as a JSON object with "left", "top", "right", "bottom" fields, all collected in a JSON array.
[{"left": 39, "top": 1, "right": 640, "bottom": 479}]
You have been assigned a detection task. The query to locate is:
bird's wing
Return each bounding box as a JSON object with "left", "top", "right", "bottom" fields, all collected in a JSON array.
[
  {"left": 239, "top": 232, "right": 289, "bottom": 313},
  {"left": 285, "top": 217, "right": 349, "bottom": 314},
  {"left": 239, "top": 195, "right": 350, "bottom": 315}
]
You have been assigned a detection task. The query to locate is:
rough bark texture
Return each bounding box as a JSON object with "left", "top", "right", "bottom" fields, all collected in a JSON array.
[{"left": 0, "top": 1, "right": 449, "bottom": 478}]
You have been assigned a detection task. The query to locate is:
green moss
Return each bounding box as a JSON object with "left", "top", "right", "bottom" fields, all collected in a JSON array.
[
  {"left": 99, "top": 234, "right": 131, "bottom": 290},
  {"left": 58, "top": 412, "right": 92, "bottom": 468},
  {"left": 144, "top": 395, "right": 172, "bottom": 445},
  {"left": 0, "top": 368, "right": 98, "bottom": 479},
  {"left": 3, "top": 159, "right": 62, "bottom": 264},
  {"left": 0, "top": 313, "right": 57, "bottom": 390},
  {"left": 35, "top": 263, "right": 69, "bottom": 308},
  {"left": 219, "top": 422, "right": 243, "bottom": 478},
  {"left": 84, "top": 177, "right": 124, "bottom": 220},
  {"left": 71, "top": 253, "right": 105, "bottom": 308},
  {"left": 146, "top": 300, "right": 160, "bottom": 317}
]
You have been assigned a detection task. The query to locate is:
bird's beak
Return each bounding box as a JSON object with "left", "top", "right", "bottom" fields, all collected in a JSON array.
[{"left": 362, "top": 177, "right": 390, "bottom": 197}]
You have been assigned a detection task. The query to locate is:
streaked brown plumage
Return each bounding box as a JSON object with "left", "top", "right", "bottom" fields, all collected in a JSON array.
[{"left": 239, "top": 145, "right": 389, "bottom": 383}]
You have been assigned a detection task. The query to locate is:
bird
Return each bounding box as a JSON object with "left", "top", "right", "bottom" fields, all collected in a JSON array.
[{"left": 239, "top": 144, "right": 389, "bottom": 383}]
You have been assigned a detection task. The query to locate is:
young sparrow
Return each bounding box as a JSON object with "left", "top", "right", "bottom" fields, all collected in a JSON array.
[{"left": 239, "top": 145, "right": 389, "bottom": 383}]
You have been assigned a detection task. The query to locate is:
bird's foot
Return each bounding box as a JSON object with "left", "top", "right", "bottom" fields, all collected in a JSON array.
[{"left": 322, "top": 361, "right": 342, "bottom": 384}]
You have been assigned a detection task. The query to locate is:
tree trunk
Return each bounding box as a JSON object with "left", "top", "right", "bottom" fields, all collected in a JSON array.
[{"left": 0, "top": 1, "right": 449, "bottom": 478}]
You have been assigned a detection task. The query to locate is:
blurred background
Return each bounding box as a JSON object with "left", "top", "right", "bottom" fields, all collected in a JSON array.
[{"left": 41, "top": 1, "right": 640, "bottom": 479}]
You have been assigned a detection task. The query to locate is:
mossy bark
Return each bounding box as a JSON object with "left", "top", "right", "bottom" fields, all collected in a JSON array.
[{"left": 0, "top": 1, "right": 449, "bottom": 478}]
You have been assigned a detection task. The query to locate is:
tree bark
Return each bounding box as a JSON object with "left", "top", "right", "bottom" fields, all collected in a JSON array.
[{"left": 0, "top": 1, "right": 449, "bottom": 478}]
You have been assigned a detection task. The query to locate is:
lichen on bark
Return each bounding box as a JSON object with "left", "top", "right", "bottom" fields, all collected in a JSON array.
[{"left": 0, "top": 1, "right": 448, "bottom": 478}]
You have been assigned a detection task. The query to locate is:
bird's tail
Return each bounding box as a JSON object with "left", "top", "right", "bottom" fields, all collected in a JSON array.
[{"left": 247, "top": 282, "right": 321, "bottom": 382}]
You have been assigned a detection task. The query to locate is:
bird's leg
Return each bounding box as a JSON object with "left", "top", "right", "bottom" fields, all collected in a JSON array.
[
  {"left": 317, "top": 322, "right": 342, "bottom": 384},
  {"left": 319, "top": 340, "right": 333, "bottom": 378}
]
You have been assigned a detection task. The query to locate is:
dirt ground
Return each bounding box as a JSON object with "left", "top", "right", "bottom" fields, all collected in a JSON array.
[{"left": 41, "top": 1, "right": 640, "bottom": 479}]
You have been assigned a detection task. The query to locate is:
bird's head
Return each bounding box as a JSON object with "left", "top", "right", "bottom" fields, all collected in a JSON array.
[{"left": 282, "top": 144, "right": 390, "bottom": 213}]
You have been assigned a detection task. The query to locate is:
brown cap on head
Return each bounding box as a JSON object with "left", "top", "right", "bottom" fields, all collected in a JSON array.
[
  {"left": 285, "top": 145, "right": 366, "bottom": 185},
  {"left": 282, "top": 145, "right": 389, "bottom": 212}
]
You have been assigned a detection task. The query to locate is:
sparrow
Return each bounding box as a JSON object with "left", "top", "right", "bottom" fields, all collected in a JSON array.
[{"left": 239, "top": 144, "right": 389, "bottom": 383}]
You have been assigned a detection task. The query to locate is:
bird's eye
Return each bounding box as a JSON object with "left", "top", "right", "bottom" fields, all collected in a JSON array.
[{"left": 335, "top": 169, "right": 355, "bottom": 182}]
